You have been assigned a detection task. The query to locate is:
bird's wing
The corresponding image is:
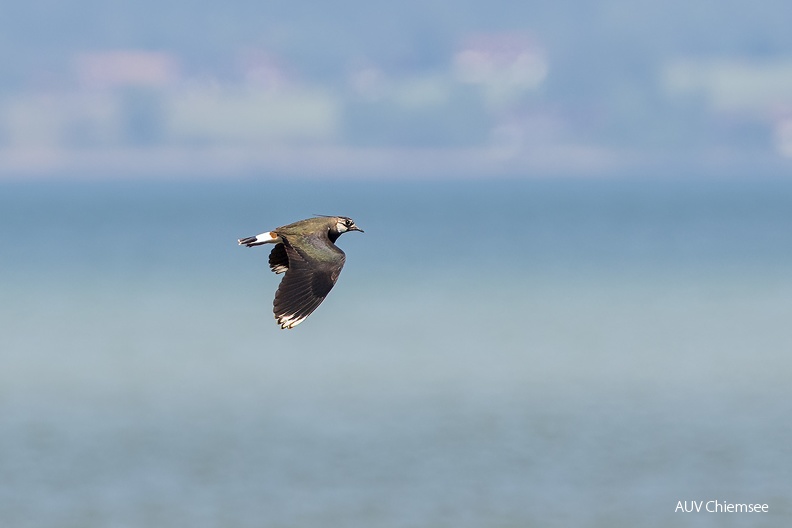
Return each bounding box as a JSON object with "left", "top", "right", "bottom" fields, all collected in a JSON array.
[
  {"left": 268, "top": 243, "right": 289, "bottom": 274},
  {"left": 273, "top": 234, "right": 346, "bottom": 329}
]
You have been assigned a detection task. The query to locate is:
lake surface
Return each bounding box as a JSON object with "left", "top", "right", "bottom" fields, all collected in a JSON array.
[{"left": 1, "top": 176, "right": 790, "bottom": 527}]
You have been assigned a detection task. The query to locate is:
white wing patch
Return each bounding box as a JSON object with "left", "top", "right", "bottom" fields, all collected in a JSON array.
[{"left": 277, "top": 312, "right": 308, "bottom": 329}]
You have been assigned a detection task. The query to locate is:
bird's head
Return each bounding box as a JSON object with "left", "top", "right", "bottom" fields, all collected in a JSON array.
[{"left": 335, "top": 216, "right": 364, "bottom": 234}]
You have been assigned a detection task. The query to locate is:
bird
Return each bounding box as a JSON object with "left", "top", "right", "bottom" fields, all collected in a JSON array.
[{"left": 238, "top": 216, "right": 363, "bottom": 329}]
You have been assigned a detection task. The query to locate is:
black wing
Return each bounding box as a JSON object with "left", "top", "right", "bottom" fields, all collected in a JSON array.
[
  {"left": 273, "top": 235, "right": 346, "bottom": 329},
  {"left": 268, "top": 243, "right": 289, "bottom": 274}
]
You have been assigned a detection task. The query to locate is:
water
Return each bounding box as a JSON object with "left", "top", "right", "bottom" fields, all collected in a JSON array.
[{"left": 1, "top": 177, "right": 791, "bottom": 527}]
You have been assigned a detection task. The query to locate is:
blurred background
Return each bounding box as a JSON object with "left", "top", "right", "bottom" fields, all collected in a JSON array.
[
  {"left": 3, "top": 0, "right": 792, "bottom": 176},
  {"left": 2, "top": 1, "right": 792, "bottom": 527}
]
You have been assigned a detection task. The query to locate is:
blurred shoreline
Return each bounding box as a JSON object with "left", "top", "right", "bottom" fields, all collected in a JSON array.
[{"left": 1, "top": 144, "right": 791, "bottom": 181}]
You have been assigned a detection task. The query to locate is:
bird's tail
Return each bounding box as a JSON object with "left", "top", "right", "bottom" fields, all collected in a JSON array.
[{"left": 238, "top": 231, "right": 280, "bottom": 247}]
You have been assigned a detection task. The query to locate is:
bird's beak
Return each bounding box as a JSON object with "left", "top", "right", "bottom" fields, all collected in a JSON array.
[{"left": 351, "top": 226, "right": 364, "bottom": 233}]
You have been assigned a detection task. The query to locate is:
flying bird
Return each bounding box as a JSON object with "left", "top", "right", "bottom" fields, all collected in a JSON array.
[{"left": 238, "top": 216, "right": 363, "bottom": 329}]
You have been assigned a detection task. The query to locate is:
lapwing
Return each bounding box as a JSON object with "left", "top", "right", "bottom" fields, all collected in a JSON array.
[{"left": 238, "top": 216, "right": 363, "bottom": 329}]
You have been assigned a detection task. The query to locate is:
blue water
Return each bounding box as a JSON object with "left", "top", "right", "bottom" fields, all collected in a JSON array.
[{"left": 1, "top": 177, "right": 791, "bottom": 527}]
